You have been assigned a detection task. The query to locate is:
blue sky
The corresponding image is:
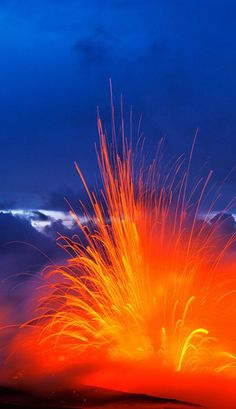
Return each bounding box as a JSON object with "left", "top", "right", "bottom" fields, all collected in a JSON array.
[{"left": 0, "top": 0, "right": 235, "bottom": 210}]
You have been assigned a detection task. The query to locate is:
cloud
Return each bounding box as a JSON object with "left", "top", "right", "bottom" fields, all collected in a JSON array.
[
  {"left": 0, "top": 213, "right": 65, "bottom": 279},
  {"left": 42, "top": 186, "right": 100, "bottom": 213},
  {"left": 31, "top": 211, "right": 51, "bottom": 222},
  {"left": 43, "top": 218, "right": 80, "bottom": 240},
  {"left": 74, "top": 28, "right": 115, "bottom": 67},
  {"left": 74, "top": 39, "right": 107, "bottom": 66},
  {"left": 42, "top": 187, "right": 77, "bottom": 211},
  {"left": 0, "top": 213, "right": 49, "bottom": 251},
  {"left": 209, "top": 212, "right": 236, "bottom": 236},
  {"left": 0, "top": 208, "right": 89, "bottom": 284}
]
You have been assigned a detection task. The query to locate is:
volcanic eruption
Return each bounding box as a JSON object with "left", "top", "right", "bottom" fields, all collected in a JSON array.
[{"left": 2, "top": 96, "right": 236, "bottom": 409}]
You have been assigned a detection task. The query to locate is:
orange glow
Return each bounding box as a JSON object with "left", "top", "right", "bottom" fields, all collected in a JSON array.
[{"left": 4, "top": 104, "right": 236, "bottom": 408}]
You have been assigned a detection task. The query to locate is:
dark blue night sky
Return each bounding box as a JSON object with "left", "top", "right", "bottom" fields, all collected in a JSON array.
[
  {"left": 0, "top": 0, "right": 235, "bottom": 207},
  {"left": 0, "top": 1, "right": 236, "bottom": 275}
]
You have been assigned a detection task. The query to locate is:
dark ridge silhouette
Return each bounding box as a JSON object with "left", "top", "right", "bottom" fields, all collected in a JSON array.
[{"left": 0, "top": 385, "right": 201, "bottom": 409}]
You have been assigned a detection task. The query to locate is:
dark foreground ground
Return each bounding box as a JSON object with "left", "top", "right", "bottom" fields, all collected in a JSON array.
[{"left": 0, "top": 385, "right": 201, "bottom": 409}]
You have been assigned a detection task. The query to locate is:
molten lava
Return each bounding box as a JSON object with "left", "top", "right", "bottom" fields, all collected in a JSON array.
[{"left": 3, "top": 105, "right": 236, "bottom": 408}]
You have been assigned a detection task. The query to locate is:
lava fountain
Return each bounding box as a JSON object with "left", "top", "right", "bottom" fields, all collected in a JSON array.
[{"left": 3, "top": 100, "right": 236, "bottom": 408}]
